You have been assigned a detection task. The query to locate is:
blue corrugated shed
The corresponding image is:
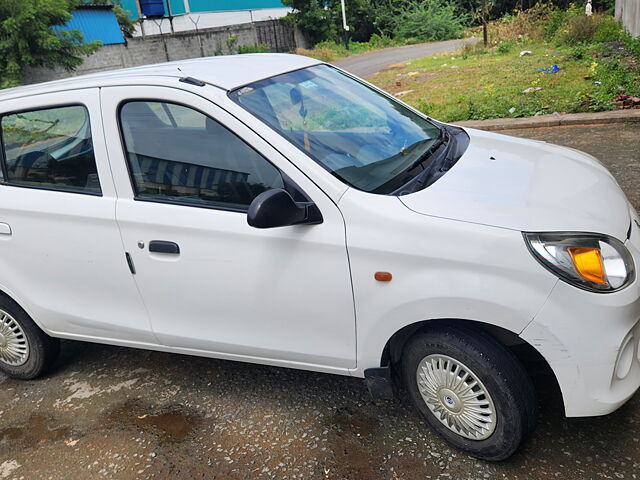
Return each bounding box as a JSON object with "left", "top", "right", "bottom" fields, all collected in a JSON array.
[{"left": 62, "top": 6, "right": 125, "bottom": 45}]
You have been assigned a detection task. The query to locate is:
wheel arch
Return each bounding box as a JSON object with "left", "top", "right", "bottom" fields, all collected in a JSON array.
[
  {"left": 0, "top": 286, "right": 49, "bottom": 334},
  {"left": 381, "top": 318, "right": 563, "bottom": 406}
]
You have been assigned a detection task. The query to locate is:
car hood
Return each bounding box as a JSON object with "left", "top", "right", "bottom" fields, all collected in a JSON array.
[{"left": 399, "top": 128, "right": 631, "bottom": 241}]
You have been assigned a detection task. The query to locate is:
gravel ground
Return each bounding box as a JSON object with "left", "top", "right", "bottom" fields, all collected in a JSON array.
[{"left": 0, "top": 123, "right": 639, "bottom": 480}]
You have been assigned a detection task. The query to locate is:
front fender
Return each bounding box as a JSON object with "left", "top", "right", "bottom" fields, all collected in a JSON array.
[{"left": 338, "top": 191, "right": 558, "bottom": 377}]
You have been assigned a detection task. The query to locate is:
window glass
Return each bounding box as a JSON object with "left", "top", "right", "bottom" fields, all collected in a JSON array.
[
  {"left": 120, "top": 101, "right": 284, "bottom": 210},
  {"left": 1, "top": 105, "right": 101, "bottom": 194},
  {"left": 229, "top": 65, "right": 442, "bottom": 194}
]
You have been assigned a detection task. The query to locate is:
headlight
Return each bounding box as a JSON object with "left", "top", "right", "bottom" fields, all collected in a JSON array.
[{"left": 524, "top": 232, "right": 635, "bottom": 293}]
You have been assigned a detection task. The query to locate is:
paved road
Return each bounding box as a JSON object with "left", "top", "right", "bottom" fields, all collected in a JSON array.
[
  {"left": 0, "top": 124, "right": 639, "bottom": 479},
  {"left": 332, "top": 38, "right": 479, "bottom": 77}
]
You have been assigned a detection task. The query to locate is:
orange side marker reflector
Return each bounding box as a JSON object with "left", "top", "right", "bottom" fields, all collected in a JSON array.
[{"left": 375, "top": 272, "right": 393, "bottom": 282}]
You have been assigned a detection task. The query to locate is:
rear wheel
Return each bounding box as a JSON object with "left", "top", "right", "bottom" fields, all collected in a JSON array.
[
  {"left": 402, "top": 325, "right": 537, "bottom": 461},
  {"left": 0, "top": 295, "right": 59, "bottom": 379}
]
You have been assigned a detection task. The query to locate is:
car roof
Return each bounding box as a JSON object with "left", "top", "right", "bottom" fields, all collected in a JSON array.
[{"left": 0, "top": 54, "right": 322, "bottom": 102}]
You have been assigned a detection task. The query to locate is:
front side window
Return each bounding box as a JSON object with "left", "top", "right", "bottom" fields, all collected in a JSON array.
[
  {"left": 119, "top": 101, "right": 284, "bottom": 211},
  {"left": 229, "top": 65, "right": 442, "bottom": 194},
  {"left": 0, "top": 105, "right": 101, "bottom": 194}
]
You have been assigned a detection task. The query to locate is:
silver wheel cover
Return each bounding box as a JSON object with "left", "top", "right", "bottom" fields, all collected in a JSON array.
[
  {"left": 416, "top": 354, "right": 496, "bottom": 440},
  {"left": 0, "top": 309, "right": 29, "bottom": 367}
]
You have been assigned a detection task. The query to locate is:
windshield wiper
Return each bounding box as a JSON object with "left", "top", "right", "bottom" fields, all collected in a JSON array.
[{"left": 402, "top": 128, "right": 449, "bottom": 174}]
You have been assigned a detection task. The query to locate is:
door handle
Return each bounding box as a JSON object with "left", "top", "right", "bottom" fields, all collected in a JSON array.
[
  {"left": 0, "top": 223, "right": 11, "bottom": 236},
  {"left": 148, "top": 240, "right": 180, "bottom": 255}
]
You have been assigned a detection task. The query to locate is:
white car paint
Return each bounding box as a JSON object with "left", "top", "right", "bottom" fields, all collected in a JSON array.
[
  {"left": 400, "top": 128, "right": 631, "bottom": 241},
  {"left": 0, "top": 54, "right": 638, "bottom": 420}
]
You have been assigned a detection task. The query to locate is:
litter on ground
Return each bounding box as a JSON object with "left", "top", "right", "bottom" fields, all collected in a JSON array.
[{"left": 538, "top": 65, "right": 560, "bottom": 74}]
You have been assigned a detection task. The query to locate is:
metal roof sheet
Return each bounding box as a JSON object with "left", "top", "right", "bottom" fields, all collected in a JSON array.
[{"left": 63, "top": 8, "right": 125, "bottom": 45}]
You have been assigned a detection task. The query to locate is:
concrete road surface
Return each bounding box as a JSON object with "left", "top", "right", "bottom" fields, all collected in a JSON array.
[
  {"left": 332, "top": 38, "right": 479, "bottom": 77},
  {"left": 0, "top": 123, "right": 639, "bottom": 479}
]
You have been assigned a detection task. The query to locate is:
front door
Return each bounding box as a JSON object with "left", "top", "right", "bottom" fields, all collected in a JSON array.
[{"left": 101, "top": 86, "right": 356, "bottom": 370}]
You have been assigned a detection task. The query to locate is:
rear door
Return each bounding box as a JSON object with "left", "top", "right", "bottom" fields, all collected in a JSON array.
[
  {"left": 100, "top": 85, "right": 356, "bottom": 371},
  {"left": 0, "top": 89, "right": 154, "bottom": 343}
]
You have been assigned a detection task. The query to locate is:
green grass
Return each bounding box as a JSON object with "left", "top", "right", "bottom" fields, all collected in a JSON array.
[
  {"left": 368, "top": 42, "right": 624, "bottom": 122},
  {"left": 297, "top": 36, "right": 413, "bottom": 62}
]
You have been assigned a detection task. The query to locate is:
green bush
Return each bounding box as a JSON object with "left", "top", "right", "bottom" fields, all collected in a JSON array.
[
  {"left": 552, "top": 9, "right": 623, "bottom": 45},
  {"left": 543, "top": 7, "right": 567, "bottom": 40},
  {"left": 496, "top": 41, "right": 514, "bottom": 53},
  {"left": 367, "top": 33, "right": 396, "bottom": 49},
  {"left": 393, "top": 0, "right": 467, "bottom": 42},
  {"left": 557, "top": 13, "right": 601, "bottom": 44},
  {"left": 593, "top": 16, "right": 625, "bottom": 43},
  {"left": 238, "top": 43, "right": 271, "bottom": 54},
  {"left": 567, "top": 43, "right": 589, "bottom": 60}
]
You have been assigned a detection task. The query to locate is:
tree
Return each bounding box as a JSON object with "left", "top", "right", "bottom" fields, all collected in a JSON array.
[
  {"left": 476, "top": 0, "right": 495, "bottom": 46},
  {"left": 393, "top": 0, "right": 468, "bottom": 42},
  {"left": 0, "top": 0, "right": 100, "bottom": 88},
  {"left": 281, "top": 0, "right": 336, "bottom": 46}
]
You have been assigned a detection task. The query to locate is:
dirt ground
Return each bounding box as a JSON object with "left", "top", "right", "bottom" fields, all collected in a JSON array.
[{"left": 1, "top": 123, "right": 639, "bottom": 480}]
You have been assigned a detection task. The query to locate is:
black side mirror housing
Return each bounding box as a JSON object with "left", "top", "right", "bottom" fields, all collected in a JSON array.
[{"left": 247, "top": 189, "right": 323, "bottom": 229}]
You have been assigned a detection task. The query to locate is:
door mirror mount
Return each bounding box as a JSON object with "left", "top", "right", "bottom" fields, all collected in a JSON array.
[{"left": 247, "top": 189, "right": 323, "bottom": 229}]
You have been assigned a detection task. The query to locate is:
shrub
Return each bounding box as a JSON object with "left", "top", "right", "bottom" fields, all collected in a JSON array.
[
  {"left": 554, "top": 11, "right": 622, "bottom": 45},
  {"left": 567, "top": 43, "right": 589, "bottom": 60},
  {"left": 461, "top": 41, "right": 489, "bottom": 58},
  {"left": 465, "top": 2, "right": 555, "bottom": 44},
  {"left": 238, "top": 44, "right": 271, "bottom": 54},
  {"left": 393, "top": 0, "right": 467, "bottom": 42},
  {"left": 367, "top": 33, "right": 396, "bottom": 49},
  {"left": 593, "top": 16, "right": 625, "bottom": 43},
  {"left": 496, "top": 41, "right": 513, "bottom": 53},
  {"left": 543, "top": 7, "right": 567, "bottom": 40}
]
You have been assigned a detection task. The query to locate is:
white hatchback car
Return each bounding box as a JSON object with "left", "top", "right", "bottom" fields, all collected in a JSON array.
[{"left": 0, "top": 54, "right": 638, "bottom": 460}]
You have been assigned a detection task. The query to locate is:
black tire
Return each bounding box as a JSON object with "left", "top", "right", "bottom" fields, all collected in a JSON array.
[
  {"left": 402, "top": 325, "right": 537, "bottom": 461},
  {"left": 0, "top": 294, "right": 59, "bottom": 380}
]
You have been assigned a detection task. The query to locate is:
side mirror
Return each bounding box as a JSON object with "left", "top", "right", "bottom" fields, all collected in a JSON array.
[{"left": 247, "top": 189, "right": 323, "bottom": 229}]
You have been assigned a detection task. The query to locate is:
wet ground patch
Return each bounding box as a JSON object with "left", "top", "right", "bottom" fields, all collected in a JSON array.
[
  {"left": 104, "top": 398, "right": 199, "bottom": 443},
  {"left": 0, "top": 414, "right": 71, "bottom": 454}
]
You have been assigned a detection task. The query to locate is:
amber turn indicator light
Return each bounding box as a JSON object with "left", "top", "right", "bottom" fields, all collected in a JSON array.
[
  {"left": 568, "top": 247, "right": 606, "bottom": 284},
  {"left": 375, "top": 271, "right": 393, "bottom": 282}
]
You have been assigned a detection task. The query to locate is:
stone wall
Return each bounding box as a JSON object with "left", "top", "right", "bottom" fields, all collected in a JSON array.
[
  {"left": 23, "top": 19, "right": 297, "bottom": 85},
  {"left": 616, "top": 0, "right": 640, "bottom": 38}
]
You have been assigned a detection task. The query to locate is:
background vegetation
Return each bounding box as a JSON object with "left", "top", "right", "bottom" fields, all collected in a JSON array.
[
  {"left": 368, "top": 4, "right": 640, "bottom": 121},
  {"left": 0, "top": 0, "right": 135, "bottom": 89},
  {"left": 0, "top": 0, "right": 100, "bottom": 89},
  {"left": 283, "top": 0, "right": 617, "bottom": 48}
]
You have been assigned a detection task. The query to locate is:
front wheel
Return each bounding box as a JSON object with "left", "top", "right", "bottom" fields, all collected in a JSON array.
[{"left": 402, "top": 325, "right": 537, "bottom": 461}]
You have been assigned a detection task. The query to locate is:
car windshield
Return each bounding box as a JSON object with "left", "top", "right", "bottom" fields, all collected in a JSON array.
[{"left": 228, "top": 65, "right": 442, "bottom": 194}]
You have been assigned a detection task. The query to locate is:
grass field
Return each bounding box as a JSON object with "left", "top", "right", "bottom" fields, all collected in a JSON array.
[
  {"left": 367, "top": 42, "right": 615, "bottom": 122},
  {"left": 297, "top": 36, "right": 412, "bottom": 62}
]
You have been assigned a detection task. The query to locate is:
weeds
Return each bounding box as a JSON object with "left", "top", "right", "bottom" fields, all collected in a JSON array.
[
  {"left": 237, "top": 44, "right": 271, "bottom": 54},
  {"left": 297, "top": 35, "right": 408, "bottom": 62}
]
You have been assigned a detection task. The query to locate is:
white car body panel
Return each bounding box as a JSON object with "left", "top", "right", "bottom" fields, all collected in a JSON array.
[
  {"left": 0, "top": 55, "right": 637, "bottom": 420},
  {"left": 100, "top": 86, "right": 356, "bottom": 369},
  {"left": 0, "top": 89, "right": 154, "bottom": 343},
  {"left": 400, "top": 128, "right": 631, "bottom": 240},
  {"left": 336, "top": 191, "right": 559, "bottom": 376}
]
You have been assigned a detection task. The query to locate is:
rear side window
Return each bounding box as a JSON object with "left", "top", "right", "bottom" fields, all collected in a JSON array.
[
  {"left": 119, "top": 101, "right": 284, "bottom": 211},
  {"left": 0, "top": 105, "right": 101, "bottom": 194}
]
